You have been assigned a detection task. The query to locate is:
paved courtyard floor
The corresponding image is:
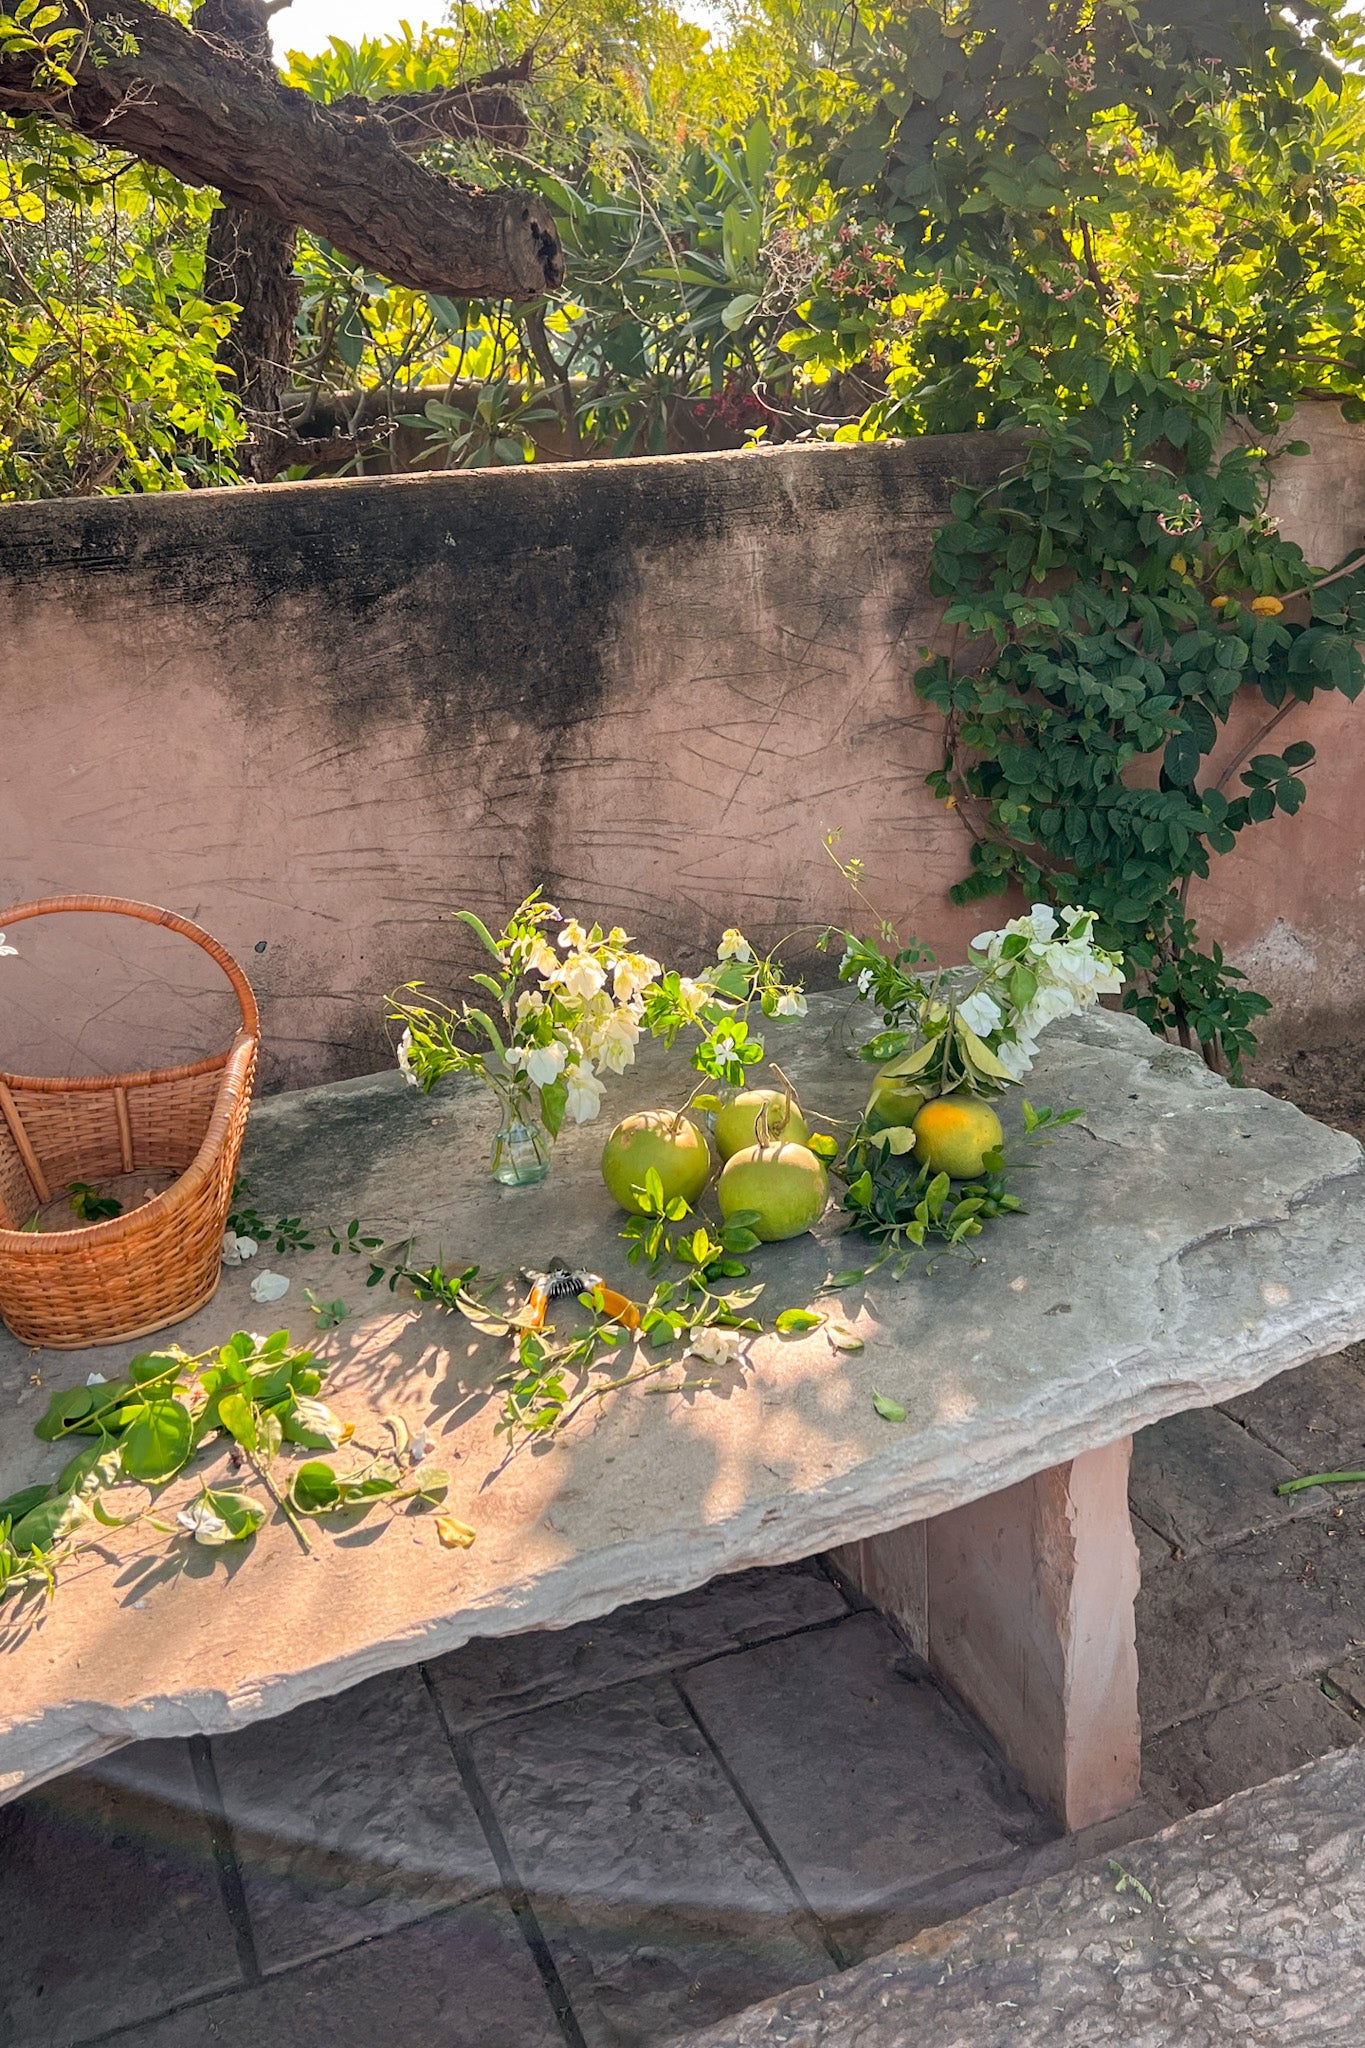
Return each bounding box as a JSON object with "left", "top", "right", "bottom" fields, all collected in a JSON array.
[{"left": 5, "top": 1049, "right": 1365, "bottom": 2048}]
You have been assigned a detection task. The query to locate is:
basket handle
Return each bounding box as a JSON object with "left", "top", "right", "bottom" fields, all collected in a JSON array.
[{"left": 0, "top": 895, "right": 260, "bottom": 1040}]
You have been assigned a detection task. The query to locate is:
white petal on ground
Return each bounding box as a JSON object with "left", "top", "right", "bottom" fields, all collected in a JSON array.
[
  {"left": 686, "top": 1327, "right": 744, "bottom": 1367},
  {"left": 249, "top": 1270, "right": 290, "bottom": 1304},
  {"left": 177, "top": 1501, "right": 229, "bottom": 1543}
]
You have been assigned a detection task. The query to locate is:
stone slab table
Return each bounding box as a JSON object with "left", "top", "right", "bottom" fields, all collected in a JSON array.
[{"left": 3, "top": 998, "right": 1364, "bottom": 1829}]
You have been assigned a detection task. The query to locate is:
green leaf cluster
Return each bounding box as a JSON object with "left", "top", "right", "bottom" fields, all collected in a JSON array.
[
  {"left": 1, "top": 1331, "right": 328, "bottom": 1605},
  {"left": 911, "top": 415, "right": 1365, "bottom": 1070},
  {"left": 837, "top": 1098, "right": 1080, "bottom": 1273}
]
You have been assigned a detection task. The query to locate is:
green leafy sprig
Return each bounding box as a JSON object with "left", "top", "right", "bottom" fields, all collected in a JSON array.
[
  {"left": 0, "top": 1330, "right": 452, "bottom": 1606},
  {"left": 836, "top": 1100, "right": 1081, "bottom": 1277}
]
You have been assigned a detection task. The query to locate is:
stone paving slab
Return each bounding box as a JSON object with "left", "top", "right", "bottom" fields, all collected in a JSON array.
[
  {"left": 6, "top": 1000, "right": 1365, "bottom": 1802},
  {"left": 468, "top": 1670, "right": 830, "bottom": 2046},
  {"left": 211, "top": 1665, "right": 499, "bottom": 1970},
  {"left": 108, "top": 1897, "right": 565, "bottom": 2048},
  {"left": 1222, "top": 1347, "right": 1365, "bottom": 1474},
  {"left": 1327, "top": 1652, "right": 1365, "bottom": 1712},
  {"left": 666, "top": 1747, "right": 1365, "bottom": 2047},
  {"left": 1130, "top": 1511, "right": 1172, "bottom": 1575},
  {"left": 1141, "top": 1678, "right": 1361, "bottom": 1817},
  {"left": 426, "top": 1561, "right": 848, "bottom": 1731},
  {"left": 679, "top": 1613, "right": 1045, "bottom": 1935},
  {"left": 830, "top": 1796, "right": 1171, "bottom": 1966},
  {"left": 1137, "top": 1513, "right": 1365, "bottom": 1733},
  {"left": 0, "top": 1739, "right": 241, "bottom": 2048},
  {"left": 1127, "top": 1404, "right": 1318, "bottom": 1555}
]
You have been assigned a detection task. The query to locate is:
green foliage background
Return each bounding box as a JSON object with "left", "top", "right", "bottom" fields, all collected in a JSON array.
[{"left": 6, "top": 0, "right": 1365, "bottom": 1060}]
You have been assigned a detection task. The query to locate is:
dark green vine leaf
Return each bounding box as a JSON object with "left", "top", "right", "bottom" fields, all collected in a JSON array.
[
  {"left": 0, "top": 1482, "right": 54, "bottom": 1526},
  {"left": 120, "top": 1399, "right": 194, "bottom": 1484},
  {"left": 33, "top": 1385, "right": 99, "bottom": 1441},
  {"left": 10, "top": 1490, "right": 91, "bottom": 1555},
  {"left": 291, "top": 1460, "right": 342, "bottom": 1514}
]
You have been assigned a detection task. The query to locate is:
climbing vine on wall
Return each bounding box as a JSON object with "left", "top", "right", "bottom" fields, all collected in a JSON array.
[
  {"left": 780, "top": 0, "right": 1365, "bottom": 1075},
  {"left": 915, "top": 384, "right": 1365, "bottom": 1075}
]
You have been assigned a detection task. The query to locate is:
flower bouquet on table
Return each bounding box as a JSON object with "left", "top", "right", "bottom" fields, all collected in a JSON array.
[
  {"left": 389, "top": 893, "right": 666, "bottom": 1185},
  {"left": 387, "top": 899, "right": 814, "bottom": 1196},
  {"left": 834, "top": 902, "right": 1124, "bottom": 1270}
]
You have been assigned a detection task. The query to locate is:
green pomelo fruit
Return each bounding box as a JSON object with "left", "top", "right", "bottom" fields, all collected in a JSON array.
[
  {"left": 717, "top": 1142, "right": 829, "bottom": 1242},
  {"left": 864, "top": 1067, "right": 928, "bottom": 1133},
  {"left": 912, "top": 1093, "right": 1004, "bottom": 1179},
  {"left": 714, "top": 1088, "right": 810, "bottom": 1160},
  {"left": 601, "top": 1111, "right": 712, "bottom": 1215}
]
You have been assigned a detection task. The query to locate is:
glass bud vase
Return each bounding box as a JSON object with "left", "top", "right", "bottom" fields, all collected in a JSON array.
[{"left": 490, "top": 1094, "right": 552, "bottom": 1187}]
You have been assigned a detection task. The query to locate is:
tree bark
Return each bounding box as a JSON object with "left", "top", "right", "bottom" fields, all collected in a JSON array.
[
  {"left": 0, "top": 0, "right": 562, "bottom": 300},
  {"left": 196, "top": 0, "right": 298, "bottom": 480}
]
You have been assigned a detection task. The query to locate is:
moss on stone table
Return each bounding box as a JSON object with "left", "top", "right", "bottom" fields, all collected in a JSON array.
[{"left": 2, "top": 996, "right": 1364, "bottom": 1804}]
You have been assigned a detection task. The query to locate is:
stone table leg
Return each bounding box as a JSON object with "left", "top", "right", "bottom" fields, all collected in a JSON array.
[{"left": 829, "top": 1438, "right": 1140, "bottom": 1832}]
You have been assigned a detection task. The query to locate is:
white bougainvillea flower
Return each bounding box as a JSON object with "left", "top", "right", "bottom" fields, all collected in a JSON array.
[
  {"left": 773, "top": 990, "right": 808, "bottom": 1018},
  {"left": 996, "top": 1034, "right": 1039, "bottom": 1082},
  {"left": 553, "top": 952, "right": 607, "bottom": 1001},
  {"left": 407, "top": 1428, "right": 435, "bottom": 1466},
  {"left": 856, "top": 968, "right": 875, "bottom": 996},
  {"left": 220, "top": 1230, "right": 259, "bottom": 1267},
  {"left": 396, "top": 1027, "right": 420, "bottom": 1089},
  {"left": 1026, "top": 904, "right": 1059, "bottom": 942},
  {"left": 0, "top": 933, "right": 16, "bottom": 958},
  {"left": 957, "top": 989, "right": 1002, "bottom": 1037},
  {"left": 249, "top": 1269, "right": 290, "bottom": 1304},
  {"left": 591, "top": 1008, "right": 641, "bottom": 1075},
  {"left": 1017, "top": 983, "right": 1076, "bottom": 1036},
  {"left": 526, "top": 938, "right": 559, "bottom": 979},
  {"left": 563, "top": 1063, "right": 606, "bottom": 1123},
  {"left": 676, "top": 976, "right": 709, "bottom": 1018},
  {"left": 525, "top": 1039, "right": 569, "bottom": 1088},
  {"left": 177, "top": 1499, "right": 229, "bottom": 1545},
  {"left": 1048, "top": 945, "right": 1107, "bottom": 1001},
  {"left": 687, "top": 1327, "right": 744, "bottom": 1367},
  {"left": 557, "top": 919, "right": 588, "bottom": 951},
  {"left": 717, "top": 929, "right": 753, "bottom": 963},
  {"left": 612, "top": 951, "right": 661, "bottom": 1004}
]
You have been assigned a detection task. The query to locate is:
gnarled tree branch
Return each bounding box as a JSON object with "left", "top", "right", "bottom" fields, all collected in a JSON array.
[{"left": 0, "top": 0, "right": 563, "bottom": 299}]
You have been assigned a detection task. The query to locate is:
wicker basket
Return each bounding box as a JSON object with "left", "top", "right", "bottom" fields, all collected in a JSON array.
[{"left": 0, "top": 896, "right": 259, "bottom": 1349}]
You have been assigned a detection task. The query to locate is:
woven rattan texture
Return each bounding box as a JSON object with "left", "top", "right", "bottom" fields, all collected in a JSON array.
[{"left": 0, "top": 898, "right": 259, "bottom": 1349}]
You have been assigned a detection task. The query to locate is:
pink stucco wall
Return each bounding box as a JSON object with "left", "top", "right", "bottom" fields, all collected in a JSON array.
[{"left": 1, "top": 413, "right": 1362, "bottom": 1090}]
